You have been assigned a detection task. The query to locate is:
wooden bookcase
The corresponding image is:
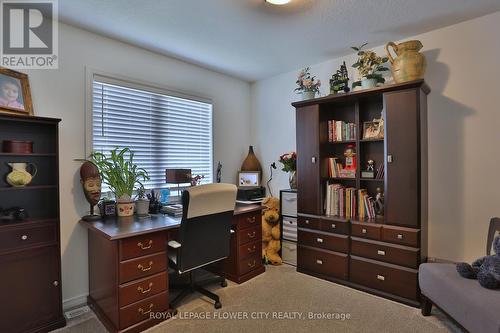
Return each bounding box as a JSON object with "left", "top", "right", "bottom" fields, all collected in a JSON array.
[
  {"left": 0, "top": 114, "right": 65, "bottom": 332},
  {"left": 292, "top": 80, "right": 429, "bottom": 307}
]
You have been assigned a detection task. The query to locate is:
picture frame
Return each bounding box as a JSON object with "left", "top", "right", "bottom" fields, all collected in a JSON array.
[
  {"left": 0, "top": 67, "right": 33, "bottom": 116},
  {"left": 238, "top": 171, "right": 260, "bottom": 187},
  {"left": 362, "top": 120, "right": 384, "bottom": 140}
]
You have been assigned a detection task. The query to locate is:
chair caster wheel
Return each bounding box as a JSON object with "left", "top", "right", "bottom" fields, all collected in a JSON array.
[
  {"left": 221, "top": 280, "right": 227, "bottom": 287},
  {"left": 214, "top": 301, "right": 222, "bottom": 309}
]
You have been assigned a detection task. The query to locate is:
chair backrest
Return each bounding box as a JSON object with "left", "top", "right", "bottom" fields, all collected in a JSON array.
[
  {"left": 177, "top": 183, "right": 237, "bottom": 273},
  {"left": 487, "top": 217, "right": 500, "bottom": 255}
]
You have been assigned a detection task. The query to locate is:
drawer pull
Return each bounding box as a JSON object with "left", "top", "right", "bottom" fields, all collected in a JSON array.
[
  {"left": 138, "top": 303, "right": 154, "bottom": 316},
  {"left": 377, "top": 274, "right": 385, "bottom": 281},
  {"left": 397, "top": 234, "right": 404, "bottom": 239},
  {"left": 248, "top": 260, "right": 256, "bottom": 268},
  {"left": 53, "top": 280, "right": 59, "bottom": 286},
  {"left": 137, "top": 261, "right": 153, "bottom": 272},
  {"left": 247, "top": 231, "right": 256, "bottom": 238},
  {"left": 316, "top": 259, "right": 323, "bottom": 265},
  {"left": 331, "top": 224, "right": 336, "bottom": 229},
  {"left": 316, "top": 238, "right": 323, "bottom": 243},
  {"left": 21, "top": 235, "right": 28, "bottom": 241},
  {"left": 137, "top": 240, "right": 153, "bottom": 250},
  {"left": 137, "top": 282, "right": 153, "bottom": 294},
  {"left": 247, "top": 245, "right": 257, "bottom": 253},
  {"left": 305, "top": 220, "right": 310, "bottom": 224},
  {"left": 377, "top": 250, "right": 386, "bottom": 256},
  {"left": 246, "top": 216, "right": 256, "bottom": 224},
  {"left": 362, "top": 229, "right": 367, "bottom": 234}
]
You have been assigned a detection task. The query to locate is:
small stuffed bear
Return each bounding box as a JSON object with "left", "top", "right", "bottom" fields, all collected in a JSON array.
[
  {"left": 456, "top": 235, "right": 500, "bottom": 289},
  {"left": 261, "top": 197, "right": 282, "bottom": 265}
]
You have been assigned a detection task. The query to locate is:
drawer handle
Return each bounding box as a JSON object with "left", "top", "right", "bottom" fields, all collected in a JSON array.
[
  {"left": 377, "top": 274, "right": 385, "bottom": 281},
  {"left": 316, "top": 259, "right": 323, "bottom": 265},
  {"left": 138, "top": 303, "right": 154, "bottom": 316},
  {"left": 137, "top": 282, "right": 153, "bottom": 294},
  {"left": 137, "top": 261, "right": 153, "bottom": 272},
  {"left": 284, "top": 197, "right": 297, "bottom": 202},
  {"left": 246, "top": 216, "right": 256, "bottom": 224},
  {"left": 397, "top": 234, "right": 404, "bottom": 239},
  {"left": 247, "top": 245, "right": 257, "bottom": 253},
  {"left": 21, "top": 235, "right": 28, "bottom": 241},
  {"left": 331, "top": 224, "right": 336, "bottom": 229},
  {"left": 362, "top": 229, "right": 367, "bottom": 234},
  {"left": 248, "top": 260, "right": 256, "bottom": 268},
  {"left": 305, "top": 220, "right": 310, "bottom": 224},
  {"left": 137, "top": 240, "right": 153, "bottom": 250},
  {"left": 316, "top": 238, "right": 323, "bottom": 243},
  {"left": 377, "top": 250, "right": 386, "bottom": 256},
  {"left": 247, "top": 231, "right": 256, "bottom": 238}
]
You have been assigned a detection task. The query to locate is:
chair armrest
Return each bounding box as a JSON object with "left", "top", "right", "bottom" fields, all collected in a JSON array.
[{"left": 168, "top": 240, "right": 182, "bottom": 249}]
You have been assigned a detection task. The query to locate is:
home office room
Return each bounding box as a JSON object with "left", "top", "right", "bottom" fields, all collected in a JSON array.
[{"left": 0, "top": 1, "right": 499, "bottom": 333}]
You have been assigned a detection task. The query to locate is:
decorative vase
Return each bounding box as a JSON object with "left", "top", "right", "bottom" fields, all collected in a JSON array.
[
  {"left": 6, "top": 162, "right": 37, "bottom": 187},
  {"left": 289, "top": 171, "right": 297, "bottom": 189},
  {"left": 302, "top": 90, "right": 315, "bottom": 100},
  {"left": 385, "top": 40, "right": 427, "bottom": 83},
  {"left": 241, "top": 146, "right": 262, "bottom": 172},
  {"left": 135, "top": 199, "right": 150, "bottom": 216},
  {"left": 361, "top": 78, "right": 377, "bottom": 89},
  {"left": 116, "top": 196, "right": 135, "bottom": 217}
]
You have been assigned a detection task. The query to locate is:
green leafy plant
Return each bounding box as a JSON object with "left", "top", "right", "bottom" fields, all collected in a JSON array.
[
  {"left": 351, "top": 43, "right": 389, "bottom": 88},
  {"left": 278, "top": 152, "right": 297, "bottom": 172},
  {"left": 90, "top": 148, "right": 149, "bottom": 201}
]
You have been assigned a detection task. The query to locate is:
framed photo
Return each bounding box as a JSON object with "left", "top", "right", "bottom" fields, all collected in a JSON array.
[
  {"left": 238, "top": 171, "right": 260, "bottom": 187},
  {"left": 0, "top": 67, "right": 33, "bottom": 116},
  {"left": 363, "top": 120, "right": 384, "bottom": 140}
]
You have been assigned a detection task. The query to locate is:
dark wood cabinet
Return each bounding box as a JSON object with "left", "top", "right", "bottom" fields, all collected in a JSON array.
[
  {"left": 293, "top": 80, "right": 429, "bottom": 307},
  {"left": 0, "top": 114, "right": 65, "bottom": 332}
]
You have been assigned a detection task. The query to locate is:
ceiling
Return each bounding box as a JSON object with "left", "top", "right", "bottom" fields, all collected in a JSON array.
[{"left": 59, "top": 0, "right": 500, "bottom": 82}]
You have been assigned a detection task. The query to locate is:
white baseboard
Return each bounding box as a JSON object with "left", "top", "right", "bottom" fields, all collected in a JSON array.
[{"left": 63, "top": 293, "right": 88, "bottom": 311}]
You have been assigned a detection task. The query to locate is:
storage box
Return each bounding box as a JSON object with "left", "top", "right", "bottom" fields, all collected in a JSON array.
[
  {"left": 282, "top": 240, "right": 297, "bottom": 266},
  {"left": 281, "top": 191, "right": 297, "bottom": 217},
  {"left": 282, "top": 217, "right": 297, "bottom": 241}
]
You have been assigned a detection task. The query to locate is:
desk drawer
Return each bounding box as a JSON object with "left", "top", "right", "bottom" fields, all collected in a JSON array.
[
  {"left": 239, "top": 254, "right": 261, "bottom": 275},
  {"left": 239, "top": 211, "right": 260, "bottom": 230},
  {"left": 298, "top": 229, "right": 348, "bottom": 253},
  {"left": 281, "top": 192, "right": 297, "bottom": 217},
  {"left": 351, "top": 223, "right": 381, "bottom": 240},
  {"left": 120, "top": 232, "right": 167, "bottom": 261},
  {"left": 297, "top": 245, "right": 348, "bottom": 280},
  {"left": 0, "top": 221, "right": 57, "bottom": 253},
  {"left": 350, "top": 256, "right": 418, "bottom": 300},
  {"left": 382, "top": 226, "right": 419, "bottom": 247},
  {"left": 297, "top": 216, "right": 320, "bottom": 230},
  {"left": 282, "top": 217, "right": 297, "bottom": 241},
  {"left": 119, "top": 272, "right": 168, "bottom": 307},
  {"left": 239, "top": 240, "right": 260, "bottom": 261},
  {"left": 119, "top": 291, "right": 168, "bottom": 329},
  {"left": 351, "top": 237, "right": 419, "bottom": 268},
  {"left": 238, "top": 225, "right": 261, "bottom": 245},
  {"left": 320, "top": 219, "right": 349, "bottom": 235},
  {"left": 120, "top": 252, "right": 167, "bottom": 284}
]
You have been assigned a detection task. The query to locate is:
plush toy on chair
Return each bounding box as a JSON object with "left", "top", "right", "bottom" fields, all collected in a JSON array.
[{"left": 456, "top": 235, "right": 500, "bottom": 289}]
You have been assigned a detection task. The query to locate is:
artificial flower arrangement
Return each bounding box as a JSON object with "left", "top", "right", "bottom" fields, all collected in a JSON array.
[
  {"left": 295, "top": 67, "right": 321, "bottom": 94},
  {"left": 278, "top": 152, "right": 297, "bottom": 172},
  {"left": 351, "top": 43, "right": 389, "bottom": 88}
]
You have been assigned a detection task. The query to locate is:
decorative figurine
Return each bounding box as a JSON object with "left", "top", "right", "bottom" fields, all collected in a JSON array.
[
  {"left": 80, "top": 161, "right": 102, "bottom": 221},
  {"left": 344, "top": 144, "right": 356, "bottom": 171},
  {"left": 362, "top": 160, "right": 375, "bottom": 178},
  {"left": 330, "top": 61, "right": 350, "bottom": 94},
  {"left": 375, "top": 187, "right": 384, "bottom": 217},
  {"left": 216, "top": 161, "right": 222, "bottom": 183}
]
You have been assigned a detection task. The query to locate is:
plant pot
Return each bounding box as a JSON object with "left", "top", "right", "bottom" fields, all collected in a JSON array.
[
  {"left": 289, "top": 171, "right": 297, "bottom": 190},
  {"left": 117, "top": 201, "right": 135, "bottom": 217},
  {"left": 302, "top": 90, "right": 316, "bottom": 100},
  {"left": 361, "top": 78, "right": 378, "bottom": 89},
  {"left": 135, "top": 199, "right": 150, "bottom": 216}
]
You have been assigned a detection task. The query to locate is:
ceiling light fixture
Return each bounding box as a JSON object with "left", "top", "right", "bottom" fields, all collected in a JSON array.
[{"left": 265, "top": 0, "right": 291, "bottom": 5}]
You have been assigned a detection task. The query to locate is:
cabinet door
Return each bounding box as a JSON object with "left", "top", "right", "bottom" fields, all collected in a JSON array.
[
  {"left": 0, "top": 246, "right": 62, "bottom": 333},
  {"left": 384, "top": 89, "right": 419, "bottom": 227},
  {"left": 296, "top": 105, "right": 321, "bottom": 214}
]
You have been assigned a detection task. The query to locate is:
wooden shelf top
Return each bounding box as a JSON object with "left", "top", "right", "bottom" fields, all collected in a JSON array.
[
  {"left": 0, "top": 113, "right": 61, "bottom": 123},
  {"left": 360, "top": 138, "right": 384, "bottom": 143},
  {"left": 0, "top": 185, "right": 57, "bottom": 192},
  {"left": 327, "top": 140, "right": 356, "bottom": 144},
  {"left": 360, "top": 178, "right": 384, "bottom": 182},
  {"left": 0, "top": 153, "right": 56, "bottom": 157}
]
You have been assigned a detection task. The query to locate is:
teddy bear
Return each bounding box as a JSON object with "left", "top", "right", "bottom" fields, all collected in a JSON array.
[
  {"left": 261, "top": 197, "right": 282, "bottom": 265},
  {"left": 456, "top": 235, "right": 500, "bottom": 289}
]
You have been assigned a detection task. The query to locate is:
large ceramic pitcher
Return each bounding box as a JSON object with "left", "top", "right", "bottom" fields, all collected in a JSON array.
[
  {"left": 385, "top": 40, "right": 427, "bottom": 83},
  {"left": 6, "top": 162, "right": 37, "bottom": 187}
]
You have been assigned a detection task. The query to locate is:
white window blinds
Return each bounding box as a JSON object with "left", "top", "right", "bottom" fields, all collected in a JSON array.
[{"left": 92, "top": 77, "right": 213, "bottom": 190}]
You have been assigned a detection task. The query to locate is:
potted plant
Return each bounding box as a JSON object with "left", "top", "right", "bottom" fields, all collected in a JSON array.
[
  {"left": 135, "top": 185, "right": 150, "bottom": 216},
  {"left": 351, "top": 43, "right": 389, "bottom": 89},
  {"left": 295, "top": 67, "right": 321, "bottom": 100},
  {"left": 90, "top": 148, "right": 149, "bottom": 217},
  {"left": 278, "top": 152, "right": 297, "bottom": 189}
]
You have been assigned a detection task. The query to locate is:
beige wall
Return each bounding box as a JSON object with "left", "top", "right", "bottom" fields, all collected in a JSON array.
[
  {"left": 24, "top": 23, "right": 252, "bottom": 308},
  {"left": 251, "top": 11, "right": 500, "bottom": 263}
]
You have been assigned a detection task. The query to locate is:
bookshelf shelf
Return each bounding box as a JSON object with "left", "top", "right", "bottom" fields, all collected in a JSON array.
[
  {"left": 0, "top": 152, "right": 57, "bottom": 157},
  {"left": 360, "top": 138, "right": 384, "bottom": 143},
  {"left": 327, "top": 140, "right": 356, "bottom": 144},
  {"left": 0, "top": 185, "right": 57, "bottom": 192},
  {"left": 360, "top": 178, "right": 384, "bottom": 182}
]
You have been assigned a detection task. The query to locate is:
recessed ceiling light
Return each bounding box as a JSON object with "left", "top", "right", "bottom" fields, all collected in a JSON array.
[{"left": 265, "top": 0, "right": 292, "bottom": 5}]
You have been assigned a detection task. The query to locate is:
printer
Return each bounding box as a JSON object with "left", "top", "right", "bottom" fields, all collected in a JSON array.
[{"left": 237, "top": 186, "right": 266, "bottom": 201}]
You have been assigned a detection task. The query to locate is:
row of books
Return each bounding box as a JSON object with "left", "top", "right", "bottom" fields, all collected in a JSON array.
[
  {"left": 327, "top": 157, "right": 356, "bottom": 178},
  {"left": 375, "top": 163, "right": 385, "bottom": 179},
  {"left": 161, "top": 204, "right": 183, "bottom": 217},
  {"left": 328, "top": 120, "right": 356, "bottom": 142},
  {"left": 325, "top": 183, "right": 377, "bottom": 219}
]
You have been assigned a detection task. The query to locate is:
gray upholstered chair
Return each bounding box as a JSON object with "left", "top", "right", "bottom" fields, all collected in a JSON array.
[
  {"left": 168, "top": 183, "right": 237, "bottom": 309},
  {"left": 419, "top": 217, "right": 500, "bottom": 333}
]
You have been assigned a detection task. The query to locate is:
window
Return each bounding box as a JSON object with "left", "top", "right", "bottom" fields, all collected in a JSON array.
[{"left": 92, "top": 76, "right": 213, "bottom": 190}]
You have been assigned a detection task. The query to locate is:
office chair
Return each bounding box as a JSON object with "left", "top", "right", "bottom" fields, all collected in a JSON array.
[{"left": 168, "top": 183, "right": 237, "bottom": 309}]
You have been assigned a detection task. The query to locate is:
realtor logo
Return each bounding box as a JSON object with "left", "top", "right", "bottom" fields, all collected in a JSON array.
[{"left": 0, "top": 0, "right": 58, "bottom": 69}]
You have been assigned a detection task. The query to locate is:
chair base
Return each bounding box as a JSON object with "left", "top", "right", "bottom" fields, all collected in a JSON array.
[{"left": 170, "top": 271, "right": 227, "bottom": 310}]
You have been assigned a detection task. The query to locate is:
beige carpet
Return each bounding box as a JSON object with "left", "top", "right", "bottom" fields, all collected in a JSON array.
[{"left": 54, "top": 265, "right": 462, "bottom": 333}]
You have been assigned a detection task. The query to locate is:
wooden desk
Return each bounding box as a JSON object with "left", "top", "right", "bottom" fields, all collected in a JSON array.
[{"left": 80, "top": 204, "right": 264, "bottom": 333}]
